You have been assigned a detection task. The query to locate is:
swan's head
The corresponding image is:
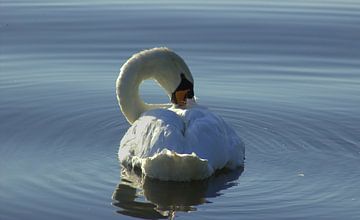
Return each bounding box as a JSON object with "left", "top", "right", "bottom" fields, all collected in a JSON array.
[
  {"left": 170, "top": 73, "right": 194, "bottom": 107},
  {"left": 146, "top": 48, "right": 195, "bottom": 107}
]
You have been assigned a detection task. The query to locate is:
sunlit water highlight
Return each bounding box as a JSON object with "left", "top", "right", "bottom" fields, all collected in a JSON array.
[{"left": 1, "top": 0, "right": 360, "bottom": 219}]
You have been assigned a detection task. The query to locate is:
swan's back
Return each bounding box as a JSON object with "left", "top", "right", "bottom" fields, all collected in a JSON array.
[{"left": 119, "top": 105, "right": 245, "bottom": 181}]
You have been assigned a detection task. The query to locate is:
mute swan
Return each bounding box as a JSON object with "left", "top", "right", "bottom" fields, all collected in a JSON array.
[{"left": 116, "top": 47, "right": 245, "bottom": 181}]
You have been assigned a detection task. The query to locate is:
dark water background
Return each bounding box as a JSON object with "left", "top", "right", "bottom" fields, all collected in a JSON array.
[{"left": 1, "top": 0, "right": 360, "bottom": 219}]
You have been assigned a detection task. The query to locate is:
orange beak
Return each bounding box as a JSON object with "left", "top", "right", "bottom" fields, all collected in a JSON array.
[{"left": 174, "top": 89, "right": 190, "bottom": 107}]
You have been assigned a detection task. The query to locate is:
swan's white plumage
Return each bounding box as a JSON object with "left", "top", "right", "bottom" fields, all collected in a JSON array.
[
  {"left": 119, "top": 103, "right": 244, "bottom": 181},
  {"left": 117, "top": 47, "right": 245, "bottom": 181}
]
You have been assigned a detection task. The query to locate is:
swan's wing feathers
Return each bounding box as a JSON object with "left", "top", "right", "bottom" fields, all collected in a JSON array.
[
  {"left": 119, "top": 109, "right": 186, "bottom": 166},
  {"left": 119, "top": 106, "right": 245, "bottom": 180},
  {"left": 183, "top": 107, "right": 245, "bottom": 169}
]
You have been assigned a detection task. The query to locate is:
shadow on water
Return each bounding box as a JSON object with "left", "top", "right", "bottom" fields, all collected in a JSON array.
[{"left": 112, "top": 167, "right": 243, "bottom": 219}]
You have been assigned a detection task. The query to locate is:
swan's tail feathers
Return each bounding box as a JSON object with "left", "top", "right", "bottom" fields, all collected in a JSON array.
[
  {"left": 120, "top": 149, "right": 214, "bottom": 181},
  {"left": 142, "top": 149, "right": 213, "bottom": 181}
]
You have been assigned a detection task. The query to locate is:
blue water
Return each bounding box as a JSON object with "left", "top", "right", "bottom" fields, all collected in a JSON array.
[{"left": 1, "top": 0, "right": 360, "bottom": 219}]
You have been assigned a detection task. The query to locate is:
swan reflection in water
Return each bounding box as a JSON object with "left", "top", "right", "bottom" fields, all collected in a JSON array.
[{"left": 112, "top": 167, "right": 243, "bottom": 219}]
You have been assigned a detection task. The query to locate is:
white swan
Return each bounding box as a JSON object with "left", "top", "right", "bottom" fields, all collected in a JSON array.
[{"left": 116, "top": 47, "right": 245, "bottom": 181}]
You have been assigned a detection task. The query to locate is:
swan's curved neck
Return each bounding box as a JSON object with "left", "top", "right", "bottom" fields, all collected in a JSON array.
[
  {"left": 116, "top": 48, "right": 193, "bottom": 124},
  {"left": 116, "top": 65, "right": 169, "bottom": 124}
]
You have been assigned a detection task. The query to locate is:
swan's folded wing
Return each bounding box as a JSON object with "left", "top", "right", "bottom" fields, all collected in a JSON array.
[
  {"left": 183, "top": 107, "right": 245, "bottom": 170},
  {"left": 119, "top": 108, "right": 186, "bottom": 167}
]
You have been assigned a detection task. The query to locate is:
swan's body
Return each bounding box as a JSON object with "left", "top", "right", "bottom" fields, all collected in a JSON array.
[{"left": 116, "top": 47, "right": 245, "bottom": 181}]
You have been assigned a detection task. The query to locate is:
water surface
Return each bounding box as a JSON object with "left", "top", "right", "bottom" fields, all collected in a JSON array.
[{"left": 1, "top": 0, "right": 360, "bottom": 219}]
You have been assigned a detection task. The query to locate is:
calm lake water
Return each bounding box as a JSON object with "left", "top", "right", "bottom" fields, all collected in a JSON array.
[{"left": 1, "top": 0, "right": 360, "bottom": 219}]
